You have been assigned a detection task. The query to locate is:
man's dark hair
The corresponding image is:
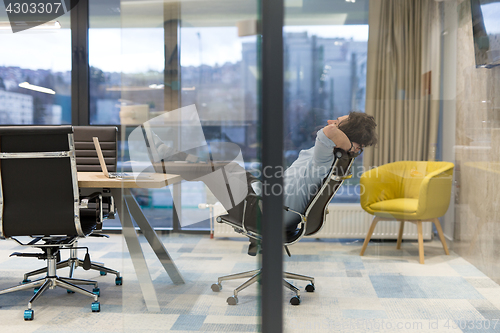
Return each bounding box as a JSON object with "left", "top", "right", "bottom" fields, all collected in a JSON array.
[{"left": 338, "top": 111, "right": 378, "bottom": 147}]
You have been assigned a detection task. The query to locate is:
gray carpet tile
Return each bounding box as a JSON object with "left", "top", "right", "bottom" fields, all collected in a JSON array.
[{"left": 0, "top": 234, "right": 499, "bottom": 333}]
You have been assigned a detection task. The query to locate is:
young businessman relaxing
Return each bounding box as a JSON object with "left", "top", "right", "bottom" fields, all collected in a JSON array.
[
  {"left": 250, "top": 111, "right": 378, "bottom": 234},
  {"left": 149, "top": 111, "right": 377, "bottom": 237}
]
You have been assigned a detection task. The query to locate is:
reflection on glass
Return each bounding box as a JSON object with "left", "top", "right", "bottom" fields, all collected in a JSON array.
[
  {"left": 90, "top": 0, "right": 261, "bottom": 231},
  {"left": 283, "top": 2, "right": 369, "bottom": 331},
  {"left": 89, "top": 0, "right": 121, "bottom": 124},
  {"left": 0, "top": 5, "right": 71, "bottom": 125},
  {"left": 179, "top": 26, "right": 259, "bottom": 229},
  {"left": 115, "top": 1, "right": 261, "bottom": 329},
  {"left": 283, "top": 24, "right": 368, "bottom": 203}
]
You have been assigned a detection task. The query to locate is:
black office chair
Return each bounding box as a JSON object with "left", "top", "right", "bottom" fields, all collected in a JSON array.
[
  {"left": 73, "top": 125, "right": 118, "bottom": 172},
  {"left": 211, "top": 148, "right": 356, "bottom": 305},
  {"left": 0, "top": 126, "right": 104, "bottom": 320},
  {"left": 70, "top": 126, "right": 121, "bottom": 281},
  {"left": 20, "top": 126, "right": 123, "bottom": 286}
]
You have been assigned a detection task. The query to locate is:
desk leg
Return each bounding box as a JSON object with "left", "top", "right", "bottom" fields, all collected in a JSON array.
[
  {"left": 111, "top": 189, "right": 161, "bottom": 312},
  {"left": 123, "top": 188, "right": 185, "bottom": 285}
]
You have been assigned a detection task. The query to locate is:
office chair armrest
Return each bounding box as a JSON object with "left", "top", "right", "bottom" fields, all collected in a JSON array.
[
  {"left": 104, "top": 196, "right": 116, "bottom": 219},
  {"left": 240, "top": 193, "right": 262, "bottom": 236},
  {"left": 79, "top": 192, "right": 102, "bottom": 208},
  {"left": 246, "top": 192, "right": 261, "bottom": 200},
  {"left": 80, "top": 194, "right": 115, "bottom": 217},
  {"left": 283, "top": 206, "right": 305, "bottom": 220},
  {"left": 283, "top": 206, "right": 306, "bottom": 236},
  {"left": 79, "top": 198, "right": 90, "bottom": 209},
  {"left": 80, "top": 192, "right": 104, "bottom": 230}
]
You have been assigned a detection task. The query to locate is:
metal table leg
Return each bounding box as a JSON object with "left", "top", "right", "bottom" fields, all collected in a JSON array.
[
  {"left": 111, "top": 189, "right": 161, "bottom": 312},
  {"left": 123, "top": 188, "right": 184, "bottom": 285}
]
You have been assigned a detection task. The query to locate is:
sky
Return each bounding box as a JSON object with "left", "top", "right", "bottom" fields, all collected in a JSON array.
[
  {"left": 481, "top": 3, "right": 500, "bottom": 34},
  {"left": 0, "top": 25, "right": 368, "bottom": 74}
]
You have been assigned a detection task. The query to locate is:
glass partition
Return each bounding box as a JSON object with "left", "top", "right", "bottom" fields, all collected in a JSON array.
[
  {"left": 283, "top": 0, "right": 370, "bottom": 331},
  {"left": 90, "top": 0, "right": 261, "bottom": 231},
  {"left": 115, "top": 0, "right": 262, "bottom": 330},
  {"left": 4, "top": 1, "right": 500, "bottom": 332}
]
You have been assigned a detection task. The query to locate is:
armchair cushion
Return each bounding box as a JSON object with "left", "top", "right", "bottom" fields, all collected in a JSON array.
[{"left": 368, "top": 198, "right": 418, "bottom": 218}]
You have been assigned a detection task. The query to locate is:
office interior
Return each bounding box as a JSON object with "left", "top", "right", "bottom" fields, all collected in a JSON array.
[{"left": 1, "top": 0, "right": 500, "bottom": 332}]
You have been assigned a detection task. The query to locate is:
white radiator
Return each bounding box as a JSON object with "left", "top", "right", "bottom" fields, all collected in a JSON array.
[{"left": 213, "top": 203, "right": 432, "bottom": 240}]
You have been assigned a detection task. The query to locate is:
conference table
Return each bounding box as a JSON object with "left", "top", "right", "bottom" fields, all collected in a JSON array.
[{"left": 78, "top": 172, "right": 183, "bottom": 312}]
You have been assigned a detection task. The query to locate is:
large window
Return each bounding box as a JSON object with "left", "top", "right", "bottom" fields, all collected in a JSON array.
[
  {"left": 283, "top": 24, "right": 369, "bottom": 203},
  {"left": 88, "top": 0, "right": 260, "bottom": 231},
  {"left": 88, "top": 0, "right": 121, "bottom": 125},
  {"left": 0, "top": 6, "right": 71, "bottom": 125}
]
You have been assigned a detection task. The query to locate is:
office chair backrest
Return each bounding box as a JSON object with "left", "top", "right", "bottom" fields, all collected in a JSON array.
[
  {"left": 0, "top": 126, "right": 83, "bottom": 238},
  {"left": 218, "top": 149, "right": 356, "bottom": 244},
  {"left": 73, "top": 126, "right": 118, "bottom": 172},
  {"left": 302, "top": 148, "right": 355, "bottom": 236}
]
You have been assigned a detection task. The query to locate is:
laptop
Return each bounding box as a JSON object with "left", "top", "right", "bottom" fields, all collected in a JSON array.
[{"left": 93, "top": 137, "right": 147, "bottom": 179}]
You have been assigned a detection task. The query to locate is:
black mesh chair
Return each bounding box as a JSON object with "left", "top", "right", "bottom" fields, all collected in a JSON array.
[
  {"left": 0, "top": 126, "right": 104, "bottom": 320},
  {"left": 20, "top": 126, "right": 122, "bottom": 285},
  {"left": 211, "top": 148, "right": 356, "bottom": 305}
]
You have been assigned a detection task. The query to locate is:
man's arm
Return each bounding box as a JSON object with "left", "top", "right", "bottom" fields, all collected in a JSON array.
[
  {"left": 322, "top": 123, "right": 351, "bottom": 151},
  {"left": 311, "top": 129, "right": 336, "bottom": 167},
  {"left": 311, "top": 125, "right": 352, "bottom": 168}
]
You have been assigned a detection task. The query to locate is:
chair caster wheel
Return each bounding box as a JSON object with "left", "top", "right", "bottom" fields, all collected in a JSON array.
[
  {"left": 211, "top": 283, "right": 222, "bottom": 292},
  {"left": 67, "top": 289, "right": 75, "bottom": 294},
  {"left": 115, "top": 277, "right": 123, "bottom": 285},
  {"left": 100, "top": 271, "right": 107, "bottom": 276},
  {"left": 93, "top": 287, "right": 100, "bottom": 297},
  {"left": 227, "top": 295, "right": 238, "bottom": 305},
  {"left": 24, "top": 309, "right": 34, "bottom": 321},
  {"left": 22, "top": 279, "right": 30, "bottom": 284},
  {"left": 305, "top": 283, "right": 315, "bottom": 292},
  {"left": 91, "top": 301, "right": 100, "bottom": 312},
  {"left": 290, "top": 296, "right": 301, "bottom": 305}
]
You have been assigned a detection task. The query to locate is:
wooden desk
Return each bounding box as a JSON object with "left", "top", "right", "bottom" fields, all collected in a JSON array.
[
  {"left": 78, "top": 172, "right": 184, "bottom": 312},
  {"left": 78, "top": 172, "right": 182, "bottom": 188}
]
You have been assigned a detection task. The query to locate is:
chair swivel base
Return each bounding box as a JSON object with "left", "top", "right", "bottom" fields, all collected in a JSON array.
[
  {"left": 211, "top": 269, "right": 315, "bottom": 305},
  {"left": 2, "top": 249, "right": 101, "bottom": 320},
  {"left": 23, "top": 242, "right": 121, "bottom": 284},
  {"left": 23, "top": 259, "right": 121, "bottom": 280}
]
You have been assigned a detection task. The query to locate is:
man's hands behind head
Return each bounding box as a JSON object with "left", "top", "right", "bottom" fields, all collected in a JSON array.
[{"left": 323, "top": 120, "right": 352, "bottom": 151}]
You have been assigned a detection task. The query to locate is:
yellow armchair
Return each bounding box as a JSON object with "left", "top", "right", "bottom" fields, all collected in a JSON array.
[{"left": 359, "top": 161, "right": 454, "bottom": 264}]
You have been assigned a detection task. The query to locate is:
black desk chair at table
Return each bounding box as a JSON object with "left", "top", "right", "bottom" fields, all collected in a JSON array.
[
  {"left": 72, "top": 126, "right": 121, "bottom": 280},
  {"left": 73, "top": 125, "right": 118, "bottom": 172},
  {"left": 20, "top": 126, "right": 122, "bottom": 285},
  {"left": 212, "top": 148, "right": 356, "bottom": 305},
  {"left": 0, "top": 126, "right": 106, "bottom": 320}
]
